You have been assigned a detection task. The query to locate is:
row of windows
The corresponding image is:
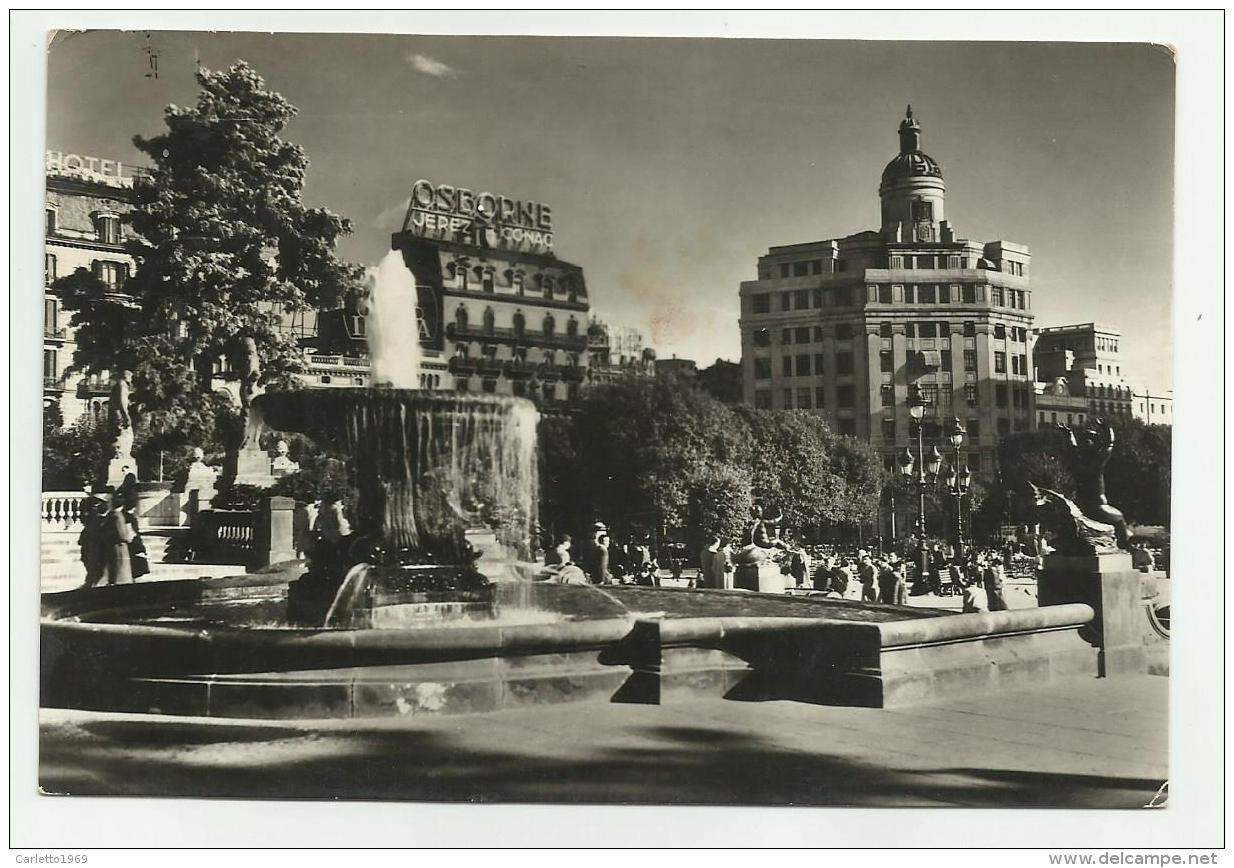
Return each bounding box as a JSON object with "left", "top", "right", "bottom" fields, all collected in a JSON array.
[
  {"left": 46, "top": 208, "right": 122, "bottom": 244},
  {"left": 1040, "top": 411, "right": 1087, "bottom": 427},
  {"left": 445, "top": 259, "right": 583, "bottom": 303},
  {"left": 456, "top": 377, "right": 580, "bottom": 401},
  {"left": 755, "top": 386, "right": 858, "bottom": 413},
  {"left": 755, "top": 351, "right": 857, "bottom": 380},
  {"left": 752, "top": 320, "right": 1028, "bottom": 346},
  {"left": 455, "top": 305, "right": 580, "bottom": 338},
  {"left": 45, "top": 256, "right": 129, "bottom": 290},
  {"left": 750, "top": 283, "right": 1031, "bottom": 315},
  {"left": 455, "top": 343, "right": 580, "bottom": 367}
]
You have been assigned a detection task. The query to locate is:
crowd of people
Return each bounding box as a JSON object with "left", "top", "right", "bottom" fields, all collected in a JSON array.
[{"left": 76, "top": 472, "right": 149, "bottom": 587}]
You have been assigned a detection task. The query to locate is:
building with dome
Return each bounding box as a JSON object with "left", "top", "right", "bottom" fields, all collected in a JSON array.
[{"left": 738, "top": 106, "right": 1036, "bottom": 482}]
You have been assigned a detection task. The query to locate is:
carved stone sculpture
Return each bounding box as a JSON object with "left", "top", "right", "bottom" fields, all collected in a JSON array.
[
  {"left": 1021, "top": 482, "right": 1120, "bottom": 557},
  {"left": 1057, "top": 417, "right": 1129, "bottom": 549}
]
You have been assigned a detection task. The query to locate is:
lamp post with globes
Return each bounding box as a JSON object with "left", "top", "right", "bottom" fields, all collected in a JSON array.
[
  {"left": 940, "top": 418, "right": 972, "bottom": 561},
  {"left": 899, "top": 386, "right": 942, "bottom": 585}
]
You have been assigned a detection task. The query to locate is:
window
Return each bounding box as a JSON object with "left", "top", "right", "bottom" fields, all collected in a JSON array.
[
  {"left": 881, "top": 418, "right": 896, "bottom": 439},
  {"left": 45, "top": 207, "right": 57, "bottom": 235},
  {"left": 797, "top": 387, "right": 812, "bottom": 409},
  {"left": 917, "top": 322, "right": 936, "bottom": 339},
  {"left": 567, "top": 317, "right": 579, "bottom": 337},
  {"left": 812, "top": 260, "right": 823, "bottom": 275},
  {"left": 1018, "top": 355, "right": 1028, "bottom": 376},
  {"left": 919, "top": 383, "right": 939, "bottom": 407},
  {"left": 809, "top": 289, "right": 821, "bottom": 308},
  {"left": 991, "top": 287, "right": 1005, "bottom": 307},
  {"left": 783, "top": 389, "right": 794, "bottom": 409},
  {"left": 94, "top": 260, "right": 127, "bottom": 290},
  {"left": 482, "top": 270, "right": 495, "bottom": 294},
  {"left": 751, "top": 294, "right": 770, "bottom": 314},
  {"left": 837, "top": 385, "right": 855, "bottom": 407},
  {"left": 904, "top": 323, "right": 916, "bottom": 338},
  {"left": 1012, "top": 387, "right": 1022, "bottom": 408},
  {"left": 752, "top": 329, "right": 770, "bottom": 348},
  {"left": 918, "top": 284, "right": 936, "bottom": 304},
  {"left": 813, "top": 353, "right": 825, "bottom": 375},
  {"left": 963, "top": 321, "right": 976, "bottom": 337},
  {"left": 795, "top": 327, "right": 810, "bottom": 344},
  {"left": 543, "top": 314, "right": 555, "bottom": 337},
  {"left": 43, "top": 348, "right": 57, "bottom": 382},
  {"left": 994, "top": 351, "right": 1007, "bottom": 374},
  {"left": 938, "top": 321, "right": 950, "bottom": 336},
  {"left": 814, "top": 387, "right": 825, "bottom": 407},
  {"left": 782, "top": 356, "right": 793, "bottom": 378},
  {"left": 880, "top": 384, "right": 895, "bottom": 407},
  {"left": 456, "top": 377, "right": 470, "bottom": 393},
  {"left": 512, "top": 380, "right": 527, "bottom": 397},
  {"left": 754, "top": 389, "right": 772, "bottom": 410},
  {"left": 512, "top": 272, "right": 525, "bottom": 295},
  {"left": 964, "top": 383, "right": 978, "bottom": 406},
  {"left": 483, "top": 308, "right": 495, "bottom": 335},
  {"left": 880, "top": 350, "right": 894, "bottom": 373},
  {"left": 44, "top": 253, "right": 56, "bottom": 284},
  {"left": 878, "top": 285, "right": 893, "bottom": 304},
  {"left": 994, "top": 323, "right": 1006, "bottom": 340},
  {"left": 941, "top": 349, "right": 952, "bottom": 370},
  {"left": 512, "top": 346, "right": 528, "bottom": 363},
  {"left": 940, "top": 385, "right": 953, "bottom": 408},
  {"left": 996, "top": 384, "right": 1008, "bottom": 407},
  {"left": 836, "top": 352, "right": 854, "bottom": 375},
  {"left": 962, "top": 285, "right": 976, "bottom": 304},
  {"left": 781, "top": 328, "right": 793, "bottom": 345},
  {"left": 44, "top": 299, "right": 58, "bottom": 336},
  {"left": 813, "top": 326, "right": 824, "bottom": 342},
  {"left": 836, "top": 323, "right": 854, "bottom": 340},
  {"left": 794, "top": 289, "right": 809, "bottom": 310},
  {"left": 879, "top": 322, "right": 893, "bottom": 338},
  {"left": 968, "top": 419, "right": 980, "bottom": 439},
  {"left": 513, "top": 311, "right": 526, "bottom": 336},
  {"left": 796, "top": 354, "right": 811, "bottom": 376},
  {"left": 543, "top": 276, "right": 556, "bottom": 298},
  {"left": 791, "top": 262, "right": 808, "bottom": 278},
  {"left": 481, "top": 378, "right": 498, "bottom": 394},
  {"left": 455, "top": 342, "right": 470, "bottom": 359},
  {"left": 964, "top": 349, "right": 978, "bottom": 372},
  {"left": 779, "top": 263, "right": 791, "bottom": 278},
  {"left": 93, "top": 213, "right": 121, "bottom": 243}
]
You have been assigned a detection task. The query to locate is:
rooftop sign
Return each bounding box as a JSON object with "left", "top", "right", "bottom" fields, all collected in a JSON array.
[
  {"left": 46, "top": 151, "right": 142, "bottom": 188},
  {"left": 401, "top": 179, "right": 554, "bottom": 255}
]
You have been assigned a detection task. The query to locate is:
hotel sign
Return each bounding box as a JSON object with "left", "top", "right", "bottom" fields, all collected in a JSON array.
[
  {"left": 46, "top": 151, "right": 136, "bottom": 186},
  {"left": 401, "top": 179, "right": 554, "bottom": 254}
]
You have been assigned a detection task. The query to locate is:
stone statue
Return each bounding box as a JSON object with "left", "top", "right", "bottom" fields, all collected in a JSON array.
[
  {"left": 270, "top": 439, "right": 300, "bottom": 476},
  {"left": 108, "top": 369, "right": 134, "bottom": 460},
  {"left": 1057, "top": 418, "right": 1129, "bottom": 549},
  {"left": 734, "top": 504, "right": 787, "bottom": 566},
  {"left": 1021, "top": 482, "right": 1120, "bottom": 557},
  {"left": 238, "top": 336, "right": 261, "bottom": 417}
]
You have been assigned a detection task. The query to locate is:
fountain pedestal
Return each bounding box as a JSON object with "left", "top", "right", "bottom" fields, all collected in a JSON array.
[
  {"left": 734, "top": 562, "right": 786, "bottom": 594},
  {"left": 1037, "top": 551, "right": 1147, "bottom": 677}
]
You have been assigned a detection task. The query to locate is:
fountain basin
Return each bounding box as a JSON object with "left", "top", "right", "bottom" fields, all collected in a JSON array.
[{"left": 40, "top": 573, "right": 1105, "bottom": 718}]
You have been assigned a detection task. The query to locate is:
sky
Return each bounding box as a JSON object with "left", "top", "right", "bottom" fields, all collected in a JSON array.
[{"left": 46, "top": 31, "right": 1176, "bottom": 392}]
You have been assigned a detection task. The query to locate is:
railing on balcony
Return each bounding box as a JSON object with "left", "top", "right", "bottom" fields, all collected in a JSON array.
[
  {"left": 42, "top": 491, "right": 90, "bottom": 531},
  {"left": 445, "top": 323, "right": 588, "bottom": 351},
  {"left": 77, "top": 376, "right": 109, "bottom": 396},
  {"left": 44, "top": 325, "right": 67, "bottom": 340},
  {"left": 43, "top": 376, "right": 67, "bottom": 391}
]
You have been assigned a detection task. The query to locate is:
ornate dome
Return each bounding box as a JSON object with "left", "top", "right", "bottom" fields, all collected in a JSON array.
[{"left": 881, "top": 150, "right": 943, "bottom": 185}]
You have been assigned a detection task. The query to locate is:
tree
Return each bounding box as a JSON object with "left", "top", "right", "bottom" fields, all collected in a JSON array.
[
  {"left": 42, "top": 415, "right": 112, "bottom": 490},
  {"left": 686, "top": 463, "right": 754, "bottom": 550},
  {"left": 56, "top": 62, "right": 363, "bottom": 469}
]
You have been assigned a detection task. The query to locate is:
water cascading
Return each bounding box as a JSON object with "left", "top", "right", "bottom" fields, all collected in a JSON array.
[{"left": 249, "top": 248, "right": 539, "bottom": 626}]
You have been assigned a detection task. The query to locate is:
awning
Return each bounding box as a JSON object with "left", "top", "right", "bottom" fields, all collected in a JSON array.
[{"left": 918, "top": 350, "right": 943, "bottom": 369}]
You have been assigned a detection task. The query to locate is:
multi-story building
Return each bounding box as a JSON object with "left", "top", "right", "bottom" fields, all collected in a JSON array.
[
  {"left": 655, "top": 356, "right": 699, "bottom": 384},
  {"left": 44, "top": 151, "right": 144, "bottom": 423},
  {"left": 1131, "top": 388, "right": 1173, "bottom": 426},
  {"left": 697, "top": 359, "right": 743, "bottom": 404},
  {"left": 586, "top": 319, "right": 655, "bottom": 385},
  {"left": 1032, "top": 323, "right": 1137, "bottom": 423},
  {"left": 374, "top": 179, "right": 592, "bottom": 404},
  {"left": 738, "top": 107, "right": 1035, "bottom": 475}
]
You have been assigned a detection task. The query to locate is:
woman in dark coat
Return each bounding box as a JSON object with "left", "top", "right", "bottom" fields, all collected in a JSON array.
[{"left": 104, "top": 494, "right": 135, "bottom": 585}]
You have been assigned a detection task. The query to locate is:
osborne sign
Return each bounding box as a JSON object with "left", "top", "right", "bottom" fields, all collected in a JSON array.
[{"left": 401, "top": 179, "right": 554, "bottom": 254}]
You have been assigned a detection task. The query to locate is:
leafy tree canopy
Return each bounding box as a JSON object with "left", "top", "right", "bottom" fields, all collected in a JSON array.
[{"left": 55, "top": 61, "right": 363, "bottom": 458}]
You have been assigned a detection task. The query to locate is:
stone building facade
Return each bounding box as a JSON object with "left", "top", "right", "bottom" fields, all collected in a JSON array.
[
  {"left": 738, "top": 108, "right": 1035, "bottom": 475},
  {"left": 44, "top": 152, "right": 142, "bottom": 423}
]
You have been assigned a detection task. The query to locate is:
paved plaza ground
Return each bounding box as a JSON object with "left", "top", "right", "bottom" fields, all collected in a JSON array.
[{"left": 40, "top": 675, "right": 1167, "bottom": 808}]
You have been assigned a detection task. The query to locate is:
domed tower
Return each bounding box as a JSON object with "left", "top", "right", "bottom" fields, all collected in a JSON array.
[{"left": 879, "top": 105, "right": 946, "bottom": 243}]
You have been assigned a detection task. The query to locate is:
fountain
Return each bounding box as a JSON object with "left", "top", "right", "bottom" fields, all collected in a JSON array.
[{"left": 250, "top": 250, "right": 539, "bottom": 628}]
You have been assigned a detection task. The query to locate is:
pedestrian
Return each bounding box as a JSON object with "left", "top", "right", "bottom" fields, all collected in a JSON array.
[
  {"left": 76, "top": 495, "right": 108, "bottom": 588},
  {"left": 710, "top": 538, "right": 734, "bottom": 590},
  {"left": 125, "top": 500, "right": 150, "bottom": 581},
  {"left": 877, "top": 559, "right": 899, "bottom": 605},
  {"left": 103, "top": 492, "right": 136, "bottom": 585},
  {"left": 983, "top": 557, "right": 1009, "bottom": 612},
  {"left": 962, "top": 578, "right": 989, "bottom": 613},
  {"left": 292, "top": 499, "right": 317, "bottom": 560},
  {"left": 594, "top": 533, "right": 613, "bottom": 584},
  {"left": 857, "top": 556, "right": 876, "bottom": 603},
  {"left": 700, "top": 535, "right": 718, "bottom": 590},
  {"left": 893, "top": 561, "right": 909, "bottom": 606}
]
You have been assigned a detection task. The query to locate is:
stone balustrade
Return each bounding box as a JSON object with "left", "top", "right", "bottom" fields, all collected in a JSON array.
[{"left": 42, "top": 491, "right": 90, "bottom": 531}]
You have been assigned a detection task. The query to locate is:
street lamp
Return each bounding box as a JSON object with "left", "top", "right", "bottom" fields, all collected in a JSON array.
[
  {"left": 941, "top": 417, "right": 971, "bottom": 559},
  {"left": 902, "top": 386, "right": 942, "bottom": 584}
]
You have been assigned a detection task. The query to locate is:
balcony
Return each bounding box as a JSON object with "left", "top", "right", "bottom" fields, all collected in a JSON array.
[
  {"left": 76, "top": 376, "right": 109, "bottom": 397},
  {"left": 44, "top": 325, "right": 67, "bottom": 341},
  {"left": 43, "top": 376, "right": 67, "bottom": 392},
  {"left": 446, "top": 322, "right": 588, "bottom": 351}
]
